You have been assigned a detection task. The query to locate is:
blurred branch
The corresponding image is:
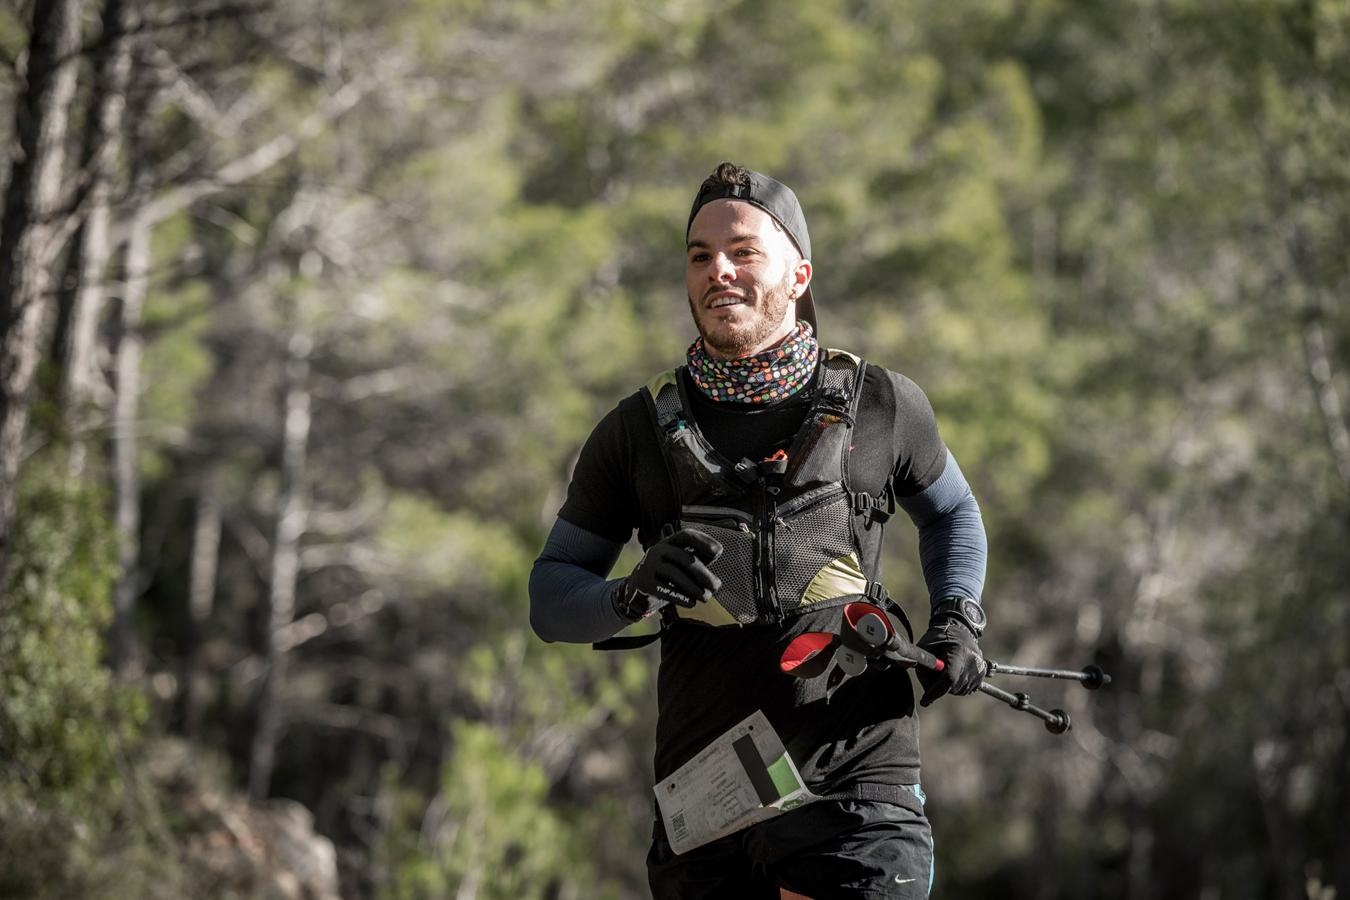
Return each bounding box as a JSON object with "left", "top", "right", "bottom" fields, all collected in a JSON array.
[
  {"left": 151, "top": 78, "right": 367, "bottom": 218},
  {"left": 307, "top": 493, "right": 386, "bottom": 536},
  {"left": 138, "top": 1, "right": 268, "bottom": 34},
  {"left": 226, "top": 512, "right": 272, "bottom": 581},
  {"left": 524, "top": 709, "right": 610, "bottom": 784},
  {"left": 299, "top": 542, "right": 382, "bottom": 574},
  {"left": 1302, "top": 308, "right": 1350, "bottom": 489},
  {"left": 233, "top": 13, "right": 327, "bottom": 83},
  {"left": 113, "top": 74, "right": 376, "bottom": 243},
  {"left": 144, "top": 38, "right": 286, "bottom": 139},
  {"left": 40, "top": 180, "right": 92, "bottom": 268},
  {"left": 146, "top": 41, "right": 225, "bottom": 134},
  {"left": 283, "top": 700, "right": 403, "bottom": 745},
  {"left": 73, "top": 1, "right": 269, "bottom": 61},
  {"left": 273, "top": 590, "right": 388, "bottom": 653},
  {"left": 197, "top": 201, "right": 261, "bottom": 246},
  {"left": 336, "top": 366, "right": 429, "bottom": 402}
]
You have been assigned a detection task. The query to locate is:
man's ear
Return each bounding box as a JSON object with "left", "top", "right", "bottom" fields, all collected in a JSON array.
[{"left": 791, "top": 258, "right": 813, "bottom": 298}]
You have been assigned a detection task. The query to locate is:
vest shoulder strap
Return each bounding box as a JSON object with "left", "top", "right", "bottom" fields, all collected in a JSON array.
[
  {"left": 818, "top": 348, "right": 866, "bottom": 415},
  {"left": 644, "top": 369, "right": 683, "bottom": 433},
  {"left": 645, "top": 368, "right": 680, "bottom": 402},
  {"left": 843, "top": 360, "right": 902, "bottom": 527}
]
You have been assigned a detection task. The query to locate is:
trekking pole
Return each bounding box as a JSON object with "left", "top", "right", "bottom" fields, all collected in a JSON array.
[
  {"left": 976, "top": 682, "right": 1071, "bottom": 734},
  {"left": 985, "top": 660, "right": 1111, "bottom": 690},
  {"left": 850, "top": 610, "right": 1102, "bottom": 735},
  {"left": 850, "top": 610, "right": 942, "bottom": 671}
]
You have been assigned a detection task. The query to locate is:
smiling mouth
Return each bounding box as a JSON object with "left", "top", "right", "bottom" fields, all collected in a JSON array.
[{"left": 706, "top": 292, "right": 746, "bottom": 309}]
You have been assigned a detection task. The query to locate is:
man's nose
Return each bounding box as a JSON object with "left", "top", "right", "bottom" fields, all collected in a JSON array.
[{"left": 711, "top": 253, "right": 736, "bottom": 282}]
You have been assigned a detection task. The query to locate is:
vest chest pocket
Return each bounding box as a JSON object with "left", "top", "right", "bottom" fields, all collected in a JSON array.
[
  {"left": 773, "top": 486, "right": 864, "bottom": 614},
  {"left": 678, "top": 506, "right": 759, "bottom": 625}
]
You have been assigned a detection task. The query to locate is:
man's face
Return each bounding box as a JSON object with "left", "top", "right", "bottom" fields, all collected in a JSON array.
[{"left": 686, "top": 199, "right": 812, "bottom": 360}]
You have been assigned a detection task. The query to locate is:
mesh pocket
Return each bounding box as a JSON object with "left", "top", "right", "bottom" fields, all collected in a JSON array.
[
  {"left": 774, "top": 492, "right": 856, "bottom": 614},
  {"left": 682, "top": 514, "right": 759, "bottom": 625}
]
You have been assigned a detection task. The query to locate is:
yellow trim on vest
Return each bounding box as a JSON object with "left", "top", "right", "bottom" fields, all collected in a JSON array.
[
  {"left": 799, "top": 553, "right": 868, "bottom": 605},
  {"left": 646, "top": 369, "right": 679, "bottom": 398},
  {"left": 675, "top": 597, "right": 742, "bottom": 626},
  {"left": 825, "top": 347, "right": 861, "bottom": 366}
]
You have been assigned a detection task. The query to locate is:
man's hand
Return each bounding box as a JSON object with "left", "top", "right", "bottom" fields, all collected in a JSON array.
[
  {"left": 613, "top": 528, "right": 723, "bottom": 620},
  {"left": 915, "top": 618, "right": 985, "bottom": 707}
]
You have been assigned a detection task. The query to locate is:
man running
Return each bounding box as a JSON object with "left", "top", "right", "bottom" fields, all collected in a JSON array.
[{"left": 530, "top": 162, "right": 988, "bottom": 898}]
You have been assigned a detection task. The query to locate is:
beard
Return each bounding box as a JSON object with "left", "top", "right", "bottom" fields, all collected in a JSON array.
[{"left": 688, "top": 270, "right": 795, "bottom": 359}]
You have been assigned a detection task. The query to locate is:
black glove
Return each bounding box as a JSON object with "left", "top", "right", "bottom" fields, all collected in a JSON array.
[
  {"left": 612, "top": 528, "right": 723, "bottom": 621},
  {"left": 915, "top": 617, "right": 985, "bottom": 707}
]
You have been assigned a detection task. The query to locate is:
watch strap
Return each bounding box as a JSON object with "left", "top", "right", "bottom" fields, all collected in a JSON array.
[
  {"left": 930, "top": 596, "right": 985, "bottom": 638},
  {"left": 611, "top": 580, "right": 645, "bottom": 622}
]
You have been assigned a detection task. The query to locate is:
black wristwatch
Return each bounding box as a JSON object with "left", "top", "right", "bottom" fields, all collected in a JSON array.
[
  {"left": 930, "top": 597, "right": 986, "bottom": 638},
  {"left": 611, "top": 580, "right": 647, "bottom": 622}
]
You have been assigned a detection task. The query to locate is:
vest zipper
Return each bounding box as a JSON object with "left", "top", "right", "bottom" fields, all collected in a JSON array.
[{"left": 758, "top": 479, "right": 781, "bottom": 621}]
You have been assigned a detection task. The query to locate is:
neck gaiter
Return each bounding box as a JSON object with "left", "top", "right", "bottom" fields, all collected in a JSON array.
[{"left": 686, "top": 321, "right": 818, "bottom": 404}]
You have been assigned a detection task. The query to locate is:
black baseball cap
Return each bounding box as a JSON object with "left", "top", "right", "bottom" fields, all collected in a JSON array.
[{"left": 686, "top": 164, "right": 817, "bottom": 334}]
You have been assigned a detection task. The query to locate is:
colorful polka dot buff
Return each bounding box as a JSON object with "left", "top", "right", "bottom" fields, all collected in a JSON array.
[{"left": 687, "top": 321, "right": 819, "bottom": 404}]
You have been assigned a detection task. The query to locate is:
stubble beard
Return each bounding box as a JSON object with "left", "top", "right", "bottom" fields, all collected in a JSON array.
[{"left": 689, "top": 271, "right": 795, "bottom": 359}]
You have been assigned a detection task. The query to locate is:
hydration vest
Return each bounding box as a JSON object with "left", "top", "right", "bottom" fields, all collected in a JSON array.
[{"left": 645, "top": 349, "right": 899, "bottom": 629}]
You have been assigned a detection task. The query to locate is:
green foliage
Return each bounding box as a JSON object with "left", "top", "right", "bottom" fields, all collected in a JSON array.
[
  {"left": 0, "top": 456, "right": 173, "bottom": 899},
  {"left": 374, "top": 490, "right": 533, "bottom": 602},
  {"left": 379, "top": 720, "right": 617, "bottom": 900},
  {"left": 1, "top": 458, "right": 127, "bottom": 802}
]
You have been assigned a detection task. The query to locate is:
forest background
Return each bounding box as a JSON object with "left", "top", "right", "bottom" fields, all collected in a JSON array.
[{"left": 1, "top": 0, "right": 1347, "bottom": 898}]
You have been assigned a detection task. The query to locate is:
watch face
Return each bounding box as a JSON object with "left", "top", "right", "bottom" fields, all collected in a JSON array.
[{"left": 959, "top": 598, "right": 987, "bottom": 630}]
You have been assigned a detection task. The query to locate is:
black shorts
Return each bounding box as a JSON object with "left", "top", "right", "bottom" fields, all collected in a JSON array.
[{"left": 647, "top": 786, "right": 934, "bottom": 899}]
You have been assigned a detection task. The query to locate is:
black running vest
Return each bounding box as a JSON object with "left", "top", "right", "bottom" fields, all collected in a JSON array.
[{"left": 643, "top": 349, "right": 899, "bottom": 629}]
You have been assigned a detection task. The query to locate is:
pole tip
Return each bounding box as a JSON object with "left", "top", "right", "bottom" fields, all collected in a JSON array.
[
  {"left": 1045, "top": 711, "right": 1072, "bottom": 734},
  {"left": 1082, "top": 665, "right": 1110, "bottom": 690}
]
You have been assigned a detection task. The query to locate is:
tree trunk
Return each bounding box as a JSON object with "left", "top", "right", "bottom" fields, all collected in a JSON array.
[
  {"left": 1303, "top": 310, "right": 1350, "bottom": 898},
  {"left": 108, "top": 205, "right": 151, "bottom": 671},
  {"left": 1302, "top": 315, "right": 1350, "bottom": 490},
  {"left": 0, "top": 0, "right": 89, "bottom": 592},
  {"left": 64, "top": 0, "right": 138, "bottom": 477},
  {"left": 249, "top": 331, "right": 312, "bottom": 801},
  {"left": 1336, "top": 661, "right": 1350, "bottom": 899},
  {"left": 182, "top": 476, "right": 222, "bottom": 737}
]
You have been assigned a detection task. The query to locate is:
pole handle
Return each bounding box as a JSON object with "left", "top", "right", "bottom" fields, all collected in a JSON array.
[{"left": 854, "top": 612, "right": 942, "bottom": 671}]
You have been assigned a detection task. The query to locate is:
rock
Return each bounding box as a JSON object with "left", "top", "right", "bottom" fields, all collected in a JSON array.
[{"left": 150, "top": 739, "right": 341, "bottom": 900}]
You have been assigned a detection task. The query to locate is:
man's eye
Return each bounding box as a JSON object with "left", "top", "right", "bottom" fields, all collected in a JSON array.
[
  {"left": 690, "top": 253, "right": 709, "bottom": 263},
  {"left": 736, "top": 248, "right": 756, "bottom": 257}
]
